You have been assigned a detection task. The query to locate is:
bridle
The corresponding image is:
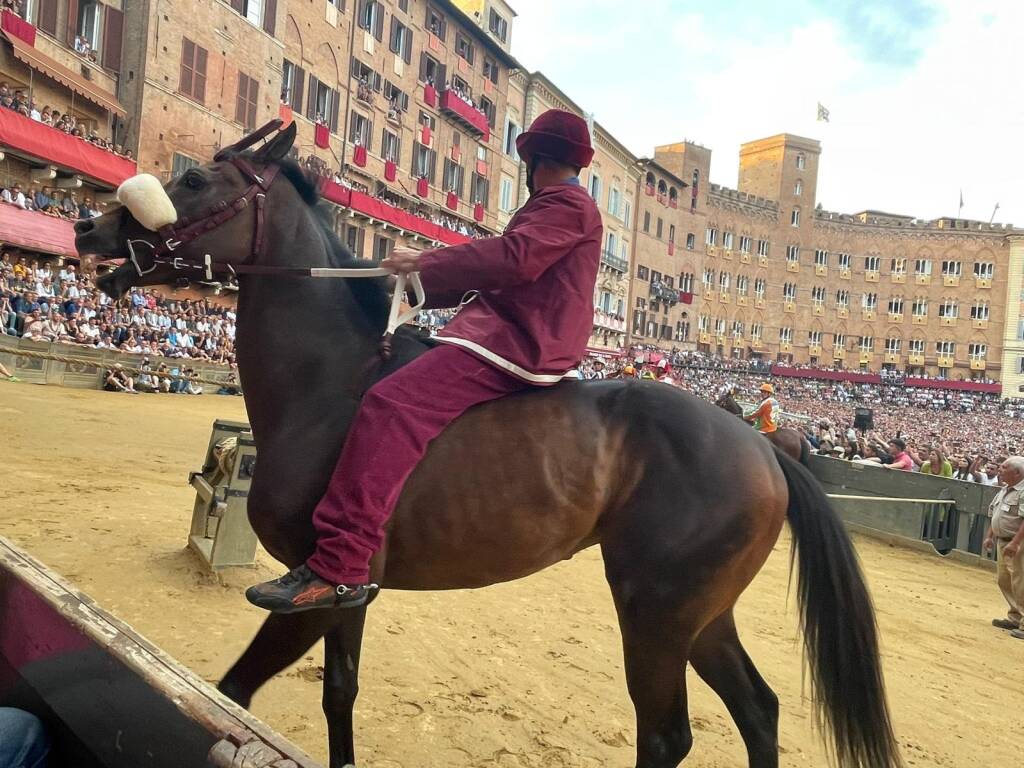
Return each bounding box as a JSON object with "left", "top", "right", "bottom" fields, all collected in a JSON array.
[{"left": 121, "top": 119, "right": 424, "bottom": 353}]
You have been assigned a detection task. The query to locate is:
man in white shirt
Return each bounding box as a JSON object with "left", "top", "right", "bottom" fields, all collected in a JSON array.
[
  {"left": 984, "top": 457, "right": 1024, "bottom": 639},
  {"left": 2, "top": 184, "right": 26, "bottom": 209}
]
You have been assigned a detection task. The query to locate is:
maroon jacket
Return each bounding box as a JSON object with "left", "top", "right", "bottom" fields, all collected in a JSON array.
[{"left": 417, "top": 181, "right": 603, "bottom": 384}]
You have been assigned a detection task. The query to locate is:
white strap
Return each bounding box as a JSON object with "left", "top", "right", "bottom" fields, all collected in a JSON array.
[{"left": 308, "top": 267, "right": 426, "bottom": 336}]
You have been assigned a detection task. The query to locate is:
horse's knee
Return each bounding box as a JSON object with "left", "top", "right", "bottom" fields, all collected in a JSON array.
[
  {"left": 638, "top": 723, "right": 693, "bottom": 768},
  {"left": 322, "top": 661, "right": 359, "bottom": 717}
]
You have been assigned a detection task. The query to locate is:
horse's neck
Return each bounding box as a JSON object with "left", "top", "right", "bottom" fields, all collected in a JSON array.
[{"left": 234, "top": 227, "right": 379, "bottom": 439}]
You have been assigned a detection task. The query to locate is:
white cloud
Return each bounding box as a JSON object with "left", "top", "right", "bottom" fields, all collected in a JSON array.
[{"left": 510, "top": 0, "right": 1024, "bottom": 224}]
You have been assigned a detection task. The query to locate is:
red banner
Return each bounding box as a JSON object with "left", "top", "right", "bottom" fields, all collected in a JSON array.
[
  {"left": 352, "top": 144, "right": 367, "bottom": 167},
  {"left": 0, "top": 204, "right": 77, "bottom": 257},
  {"left": 446, "top": 191, "right": 459, "bottom": 210},
  {"left": 314, "top": 122, "right": 330, "bottom": 149},
  {"left": 2, "top": 10, "right": 36, "bottom": 45},
  {"left": 0, "top": 107, "right": 136, "bottom": 188},
  {"left": 421, "top": 124, "right": 431, "bottom": 146},
  {"left": 679, "top": 291, "right": 693, "bottom": 305},
  {"left": 769, "top": 365, "right": 1000, "bottom": 393},
  {"left": 473, "top": 202, "right": 484, "bottom": 221},
  {"left": 384, "top": 160, "right": 396, "bottom": 181},
  {"left": 416, "top": 177, "right": 429, "bottom": 197},
  {"left": 423, "top": 84, "right": 437, "bottom": 107}
]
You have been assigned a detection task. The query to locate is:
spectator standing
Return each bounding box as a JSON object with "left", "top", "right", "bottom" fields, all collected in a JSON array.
[
  {"left": 984, "top": 457, "right": 1024, "bottom": 639},
  {"left": 886, "top": 438, "right": 914, "bottom": 471},
  {"left": 920, "top": 447, "right": 953, "bottom": 477}
]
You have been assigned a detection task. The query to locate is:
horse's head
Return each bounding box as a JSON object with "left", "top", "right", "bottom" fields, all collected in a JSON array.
[{"left": 75, "top": 121, "right": 298, "bottom": 298}]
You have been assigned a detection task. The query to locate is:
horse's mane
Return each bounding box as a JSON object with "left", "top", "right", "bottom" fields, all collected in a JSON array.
[{"left": 228, "top": 150, "right": 391, "bottom": 328}]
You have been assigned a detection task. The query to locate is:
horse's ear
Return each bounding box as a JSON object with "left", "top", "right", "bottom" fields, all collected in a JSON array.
[{"left": 254, "top": 122, "right": 297, "bottom": 164}]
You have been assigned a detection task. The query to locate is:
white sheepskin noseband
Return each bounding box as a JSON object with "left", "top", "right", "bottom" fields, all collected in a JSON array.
[{"left": 116, "top": 174, "right": 178, "bottom": 231}]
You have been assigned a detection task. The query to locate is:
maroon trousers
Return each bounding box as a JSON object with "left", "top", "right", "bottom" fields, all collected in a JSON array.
[{"left": 307, "top": 344, "right": 529, "bottom": 583}]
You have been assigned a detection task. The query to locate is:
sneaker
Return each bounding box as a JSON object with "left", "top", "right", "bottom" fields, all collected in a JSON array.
[
  {"left": 245, "top": 564, "right": 378, "bottom": 614},
  {"left": 992, "top": 618, "right": 1020, "bottom": 631},
  {"left": 1011, "top": 630, "right": 1024, "bottom": 640}
]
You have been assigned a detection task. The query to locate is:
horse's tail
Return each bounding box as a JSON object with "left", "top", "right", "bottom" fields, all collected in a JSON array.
[
  {"left": 773, "top": 448, "right": 902, "bottom": 768},
  {"left": 798, "top": 433, "right": 810, "bottom": 466}
]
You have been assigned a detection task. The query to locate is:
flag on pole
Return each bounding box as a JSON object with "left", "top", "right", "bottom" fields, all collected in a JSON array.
[
  {"left": 959, "top": 189, "right": 964, "bottom": 215},
  {"left": 816, "top": 103, "right": 830, "bottom": 122}
]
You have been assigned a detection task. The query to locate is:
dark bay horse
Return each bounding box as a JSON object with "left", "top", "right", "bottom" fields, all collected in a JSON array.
[
  {"left": 74, "top": 123, "right": 900, "bottom": 768},
  {"left": 715, "top": 391, "right": 810, "bottom": 465}
]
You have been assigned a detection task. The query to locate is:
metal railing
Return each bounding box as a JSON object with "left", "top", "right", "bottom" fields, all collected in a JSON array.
[{"left": 600, "top": 250, "right": 628, "bottom": 272}]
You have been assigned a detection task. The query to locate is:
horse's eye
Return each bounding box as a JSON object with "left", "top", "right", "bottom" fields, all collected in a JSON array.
[{"left": 184, "top": 172, "right": 204, "bottom": 190}]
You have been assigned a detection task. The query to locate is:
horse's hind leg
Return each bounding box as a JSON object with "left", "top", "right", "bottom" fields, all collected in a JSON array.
[
  {"left": 689, "top": 611, "right": 779, "bottom": 768},
  {"left": 605, "top": 572, "right": 696, "bottom": 767},
  {"left": 219, "top": 611, "right": 341, "bottom": 708}
]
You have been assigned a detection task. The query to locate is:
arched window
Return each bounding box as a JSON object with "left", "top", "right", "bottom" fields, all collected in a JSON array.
[
  {"left": 645, "top": 172, "right": 656, "bottom": 196},
  {"left": 668, "top": 186, "right": 678, "bottom": 208}
]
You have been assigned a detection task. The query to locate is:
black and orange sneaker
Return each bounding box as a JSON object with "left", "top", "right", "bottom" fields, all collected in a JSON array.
[{"left": 245, "top": 565, "right": 378, "bottom": 614}]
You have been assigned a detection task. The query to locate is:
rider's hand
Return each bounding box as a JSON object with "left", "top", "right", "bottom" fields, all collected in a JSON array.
[{"left": 382, "top": 247, "right": 421, "bottom": 276}]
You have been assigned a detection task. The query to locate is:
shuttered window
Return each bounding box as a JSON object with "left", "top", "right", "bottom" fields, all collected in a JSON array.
[
  {"left": 101, "top": 7, "right": 124, "bottom": 71},
  {"left": 179, "top": 38, "right": 208, "bottom": 104},
  {"left": 37, "top": 0, "right": 58, "bottom": 35},
  {"left": 235, "top": 72, "right": 259, "bottom": 129},
  {"left": 358, "top": 0, "right": 385, "bottom": 41},
  {"left": 389, "top": 18, "right": 413, "bottom": 63}
]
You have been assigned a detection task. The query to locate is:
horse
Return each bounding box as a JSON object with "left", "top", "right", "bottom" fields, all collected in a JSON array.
[
  {"left": 74, "top": 122, "right": 900, "bottom": 768},
  {"left": 715, "top": 390, "right": 810, "bottom": 465}
]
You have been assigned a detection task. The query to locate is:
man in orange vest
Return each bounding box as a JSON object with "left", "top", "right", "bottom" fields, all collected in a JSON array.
[{"left": 745, "top": 382, "right": 780, "bottom": 434}]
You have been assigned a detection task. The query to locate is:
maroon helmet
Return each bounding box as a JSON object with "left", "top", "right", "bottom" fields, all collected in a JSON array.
[{"left": 515, "top": 109, "right": 594, "bottom": 169}]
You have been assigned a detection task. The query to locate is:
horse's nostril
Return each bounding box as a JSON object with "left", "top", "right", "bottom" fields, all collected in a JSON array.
[{"left": 74, "top": 219, "right": 95, "bottom": 235}]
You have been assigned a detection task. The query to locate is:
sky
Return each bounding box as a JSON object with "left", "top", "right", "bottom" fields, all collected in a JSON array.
[{"left": 510, "top": 0, "right": 1024, "bottom": 225}]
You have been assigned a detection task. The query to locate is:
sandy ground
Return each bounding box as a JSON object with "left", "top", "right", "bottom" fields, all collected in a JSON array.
[{"left": 0, "top": 380, "right": 1020, "bottom": 767}]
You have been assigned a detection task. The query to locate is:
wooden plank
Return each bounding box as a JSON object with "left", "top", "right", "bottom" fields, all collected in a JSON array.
[{"left": 0, "top": 538, "right": 322, "bottom": 768}]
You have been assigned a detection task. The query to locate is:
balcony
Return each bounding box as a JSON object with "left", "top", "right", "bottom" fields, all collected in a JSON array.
[
  {"left": 319, "top": 180, "right": 471, "bottom": 246},
  {"left": 973, "top": 318, "right": 989, "bottom": 330},
  {"left": 439, "top": 89, "right": 490, "bottom": 140},
  {"left": 915, "top": 273, "right": 931, "bottom": 285},
  {"left": 736, "top": 295, "right": 748, "bottom": 307},
  {"left": 0, "top": 204, "right": 76, "bottom": 257},
  {"left": 809, "top": 344, "right": 822, "bottom": 357},
  {"left": 813, "top": 303, "right": 824, "bottom": 316},
  {"left": 892, "top": 272, "right": 906, "bottom": 284},
  {"left": 815, "top": 264, "right": 827, "bottom": 276},
  {"left": 888, "top": 312, "right": 903, "bottom": 323},
  {"left": 648, "top": 281, "right": 679, "bottom": 305},
  {"left": 706, "top": 245, "right": 717, "bottom": 257},
  {"left": 780, "top": 342, "right": 793, "bottom": 353},
  {"left": 884, "top": 353, "right": 901, "bottom": 365},
  {"left": 837, "top": 307, "right": 849, "bottom": 318},
  {"left": 722, "top": 248, "right": 733, "bottom": 260},
  {"left": 839, "top": 268, "right": 851, "bottom": 279},
  {"left": 970, "top": 358, "right": 987, "bottom": 371},
  {"left": 784, "top": 301, "right": 795, "bottom": 313},
  {"left": 938, "top": 356, "right": 954, "bottom": 369},
  {"left": 786, "top": 261, "right": 799, "bottom": 273},
  {"left": 593, "top": 309, "right": 626, "bottom": 333},
  {"left": 0, "top": 96, "right": 134, "bottom": 188},
  {"left": 940, "top": 316, "right": 958, "bottom": 327},
  {"left": 912, "top": 314, "right": 927, "bottom": 325},
  {"left": 908, "top": 353, "right": 925, "bottom": 366},
  {"left": 755, "top": 297, "right": 766, "bottom": 308},
  {"left": 834, "top": 348, "right": 847, "bottom": 360},
  {"left": 600, "top": 250, "right": 628, "bottom": 273},
  {"left": 865, "top": 270, "right": 880, "bottom": 282},
  {"left": 699, "top": 331, "right": 711, "bottom": 344},
  {"left": 740, "top": 251, "right": 751, "bottom": 264},
  {"left": 942, "top": 275, "right": 960, "bottom": 287},
  {"left": 719, "top": 291, "right": 730, "bottom": 304},
  {"left": 859, "top": 353, "right": 874, "bottom": 364},
  {"left": 757, "top": 254, "right": 769, "bottom": 266},
  {"left": 862, "top": 309, "right": 876, "bottom": 320},
  {"left": 975, "top": 277, "right": 992, "bottom": 289}
]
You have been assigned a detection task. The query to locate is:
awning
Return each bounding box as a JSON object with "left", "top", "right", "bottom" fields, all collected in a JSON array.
[
  {"left": 319, "top": 179, "right": 472, "bottom": 247},
  {"left": 3, "top": 32, "right": 126, "bottom": 117},
  {"left": 0, "top": 204, "right": 77, "bottom": 257},
  {"left": 0, "top": 105, "right": 136, "bottom": 188}
]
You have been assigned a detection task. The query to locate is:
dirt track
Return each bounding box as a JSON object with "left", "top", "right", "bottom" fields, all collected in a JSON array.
[{"left": 1, "top": 380, "right": 1019, "bottom": 767}]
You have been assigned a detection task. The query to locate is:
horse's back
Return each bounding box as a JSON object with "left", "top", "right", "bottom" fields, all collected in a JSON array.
[{"left": 383, "top": 379, "right": 787, "bottom": 590}]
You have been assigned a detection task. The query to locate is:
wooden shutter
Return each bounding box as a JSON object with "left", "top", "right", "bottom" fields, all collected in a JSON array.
[
  {"left": 235, "top": 73, "right": 248, "bottom": 124},
  {"left": 194, "top": 45, "right": 207, "bottom": 103},
  {"left": 438, "top": 63, "right": 447, "bottom": 89},
  {"left": 102, "top": 7, "right": 124, "bottom": 72},
  {"left": 306, "top": 74, "right": 319, "bottom": 120},
  {"left": 402, "top": 28, "right": 412, "bottom": 64},
  {"left": 367, "top": 119, "right": 373, "bottom": 150},
  {"left": 247, "top": 77, "right": 259, "bottom": 128},
  {"left": 180, "top": 39, "right": 195, "bottom": 97},
  {"left": 37, "top": 0, "right": 58, "bottom": 35},
  {"left": 230, "top": 0, "right": 244, "bottom": 12},
  {"left": 389, "top": 17, "right": 398, "bottom": 53},
  {"left": 262, "top": 0, "right": 277, "bottom": 35},
  {"left": 373, "top": 3, "right": 384, "bottom": 41},
  {"left": 329, "top": 88, "right": 340, "bottom": 133},
  {"left": 65, "top": 0, "right": 78, "bottom": 45},
  {"left": 419, "top": 51, "right": 428, "bottom": 81},
  {"left": 357, "top": 0, "right": 369, "bottom": 29},
  {"left": 291, "top": 66, "right": 304, "bottom": 112}
]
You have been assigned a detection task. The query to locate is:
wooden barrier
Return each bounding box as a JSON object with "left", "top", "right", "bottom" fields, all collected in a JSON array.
[
  {"left": 809, "top": 454, "right": 999, "bottom": 565},
  {"left": 0, "top": 537, "right": 320, "bottom": 767},
  {"left": 0, "top": 334, "right": 235, "bottom": 392}
]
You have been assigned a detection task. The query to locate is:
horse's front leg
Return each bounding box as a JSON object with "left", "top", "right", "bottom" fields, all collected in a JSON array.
[{"left": 323, "top": 608, "right": 368, "bottom": 768}]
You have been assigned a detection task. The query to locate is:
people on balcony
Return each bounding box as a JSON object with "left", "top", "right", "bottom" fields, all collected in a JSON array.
[{"left": 1, "top": 183, "right": 25, "bottom": 209}]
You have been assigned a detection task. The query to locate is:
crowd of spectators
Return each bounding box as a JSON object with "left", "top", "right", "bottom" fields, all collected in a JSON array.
[
  {"left": 1, "top": 180, "right": 103, "bottom": 220},
  {"left": 0, "top": 82, "right": 132, "bottom": 160},
  {"left": 1, "top": 253, "right": 240, "bottom": 371}
]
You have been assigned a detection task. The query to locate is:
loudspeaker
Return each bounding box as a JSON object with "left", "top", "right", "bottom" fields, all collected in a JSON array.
[{"left": 853, "top": 408, "right": 874, "bottom": 431}]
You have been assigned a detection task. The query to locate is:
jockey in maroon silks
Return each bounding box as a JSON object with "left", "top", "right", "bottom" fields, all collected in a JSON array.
[{"left": 247, "top": 109, "right": 604, "bottom": 612}]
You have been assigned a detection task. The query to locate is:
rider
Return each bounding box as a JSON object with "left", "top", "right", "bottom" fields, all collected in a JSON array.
[
  {"left": 246, "top": 109, "right": 603, "bottom": 612},
  {"left": 745, "top": 383, "right": 780, "bottom": 434}
]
